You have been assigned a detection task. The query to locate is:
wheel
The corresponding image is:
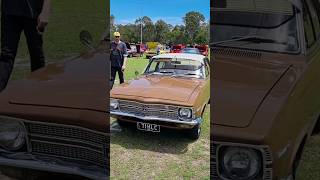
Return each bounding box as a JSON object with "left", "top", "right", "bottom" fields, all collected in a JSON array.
[{"left": 187, "top": 124, "right": 201, "bottom": 140}]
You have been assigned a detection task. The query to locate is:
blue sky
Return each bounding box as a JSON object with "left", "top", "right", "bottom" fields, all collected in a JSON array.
[{"left": 111, "top": 0, "right": 210, "bottom": 25}]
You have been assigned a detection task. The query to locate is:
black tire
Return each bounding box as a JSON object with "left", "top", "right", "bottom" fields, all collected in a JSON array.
[{"left": 187, "top": 124, "right": 201, "bottom": 140}]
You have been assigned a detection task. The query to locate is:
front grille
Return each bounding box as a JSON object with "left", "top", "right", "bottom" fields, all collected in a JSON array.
[
  {"left": 25, "top": 122, "right": 108, "bottom": 169},
  {"left": 118, "top": 100, "right": 180, "bottom": 120},
  {"left": 211, "top": 142, "right": 272, "bottom": 180}
]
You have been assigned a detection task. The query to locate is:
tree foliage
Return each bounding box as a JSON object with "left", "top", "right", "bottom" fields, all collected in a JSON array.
[{"left": 111, "top": 11, "right": 208, "bottom": 45}]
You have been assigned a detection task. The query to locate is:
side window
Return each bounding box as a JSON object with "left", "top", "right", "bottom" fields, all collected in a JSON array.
[
  {"left": 307, "top": 0, "right": 320, "bottom": 39},
  {"left": 147, "top": 61, "right": 160, "bottom": 73},
  {"left": 303, "top": 1, "right": 316, "bottom": 48}
]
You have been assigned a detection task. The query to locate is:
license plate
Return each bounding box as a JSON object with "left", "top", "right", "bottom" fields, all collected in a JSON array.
[{"left": 137, "top": 122, "right": 160, "bottom": 132}]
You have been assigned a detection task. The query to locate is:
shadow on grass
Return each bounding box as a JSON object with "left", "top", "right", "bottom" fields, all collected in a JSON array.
[{"left": 110, "top": 120, "right": 196, "bottom": 155}]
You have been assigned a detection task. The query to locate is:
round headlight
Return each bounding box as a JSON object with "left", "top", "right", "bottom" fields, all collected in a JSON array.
[
  {"left": 110, "top": 99, "right": 119, "bottom": 110},
  {"left": 0, "top": 119, "right": 26, "bottom": 151},
  {"left": 178, "top": 108, "right": 192, "bottom": 119},
  {"left": 219, "top": 146, "right": 262, "bottom": 180}
]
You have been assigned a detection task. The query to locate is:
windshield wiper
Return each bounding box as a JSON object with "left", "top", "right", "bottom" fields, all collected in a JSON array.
[
  {"left": 212, "top": 35, "right": 276, "bottom": 46},
  {"left": 171, "top": 73, "right": 198, "bottom": 77}
]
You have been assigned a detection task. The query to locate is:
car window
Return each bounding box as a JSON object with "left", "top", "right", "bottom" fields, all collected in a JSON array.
[
  {"left": 145, "top": 58, "right": 204, "bottom": 78},
  {"left": 212, "top": 0, "right": 299, "bottom": 54},
  {"left": 303, "top": 1, "right": 317, "bottom": 48},
  {"left": 306, "top": 0, "right": 320, "bottom": 39}
]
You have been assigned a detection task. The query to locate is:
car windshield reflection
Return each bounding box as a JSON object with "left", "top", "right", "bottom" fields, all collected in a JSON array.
[
  {"left": 144, "top": 58, "right": 204, "bottom": 78},
  {"left": 211, "top": 0, "right": 300, "bottom": 54}
]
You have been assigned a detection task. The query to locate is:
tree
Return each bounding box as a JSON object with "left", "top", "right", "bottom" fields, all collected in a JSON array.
[
  {"left": 155, "top": 20, "right": 170, "bottom": 43},
  {"left": 135, "top": 16, "right": 155, "bottom": 42},
  {"left": 110, "top": 14, "right": 116, "bottom": 36},
  {"left": 194, "top": 22, "right": 209, "bottom": 45},
  {"left": 118, "top": 24, "right": 140, "bottom": 43},
  {"left": 183, "top": 11, "right": 205, "bottom": 43}
]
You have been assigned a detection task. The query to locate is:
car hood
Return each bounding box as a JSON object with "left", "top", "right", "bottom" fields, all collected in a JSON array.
[
  {"left": 2, "top": 49, "right": 108, "bottom": 113},
  {"left": 213, "top": 57, "right": 291, "bottom": 128},
  {"left": 111, "top": 75, "right": 201, "bottom": 103}
]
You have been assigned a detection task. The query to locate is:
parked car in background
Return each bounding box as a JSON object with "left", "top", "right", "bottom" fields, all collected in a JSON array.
[
  {"left": 171, "top": 44, "right": 186, "bottom": 53},
  {"left": 145, "top": 44, "right": 170, "bottom": 59},
  {"left": 181, "top": 48, "right": 201, "bottom": 54},
  {"left": 110, "top": 53, "right": 210, "bottom": 140},
  {"left": 0, "top": 31, "right": 108, "bottom": 180},
  {"left": 211, "top": 0, "right": 320, "bottom": 179},
  {"left": 136, "top": 43, "right": 147, "bottom": 56},
  {"left": 125, "top": 43, "right": 138, "bottom": 58},
  {"left": 195, "top": 45, "right": 209, "bottom": 56}
]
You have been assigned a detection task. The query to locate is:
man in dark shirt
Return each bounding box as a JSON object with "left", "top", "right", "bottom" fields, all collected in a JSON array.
[
  {"left": 0, "top": 0, "right": 51, "bottom": 92},
  {"left": 110, "top": 31, "right": 128, "bottom": 89}
]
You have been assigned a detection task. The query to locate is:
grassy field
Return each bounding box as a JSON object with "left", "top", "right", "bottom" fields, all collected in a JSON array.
[
  {"left": 297, "top": 135, "right": 320, "bottom": 179},
  {"left": 110, "top": 56, "right": 211, "bottom": 179},
  {"left": 0, "top": 1, "right": 106, "bottom": 179},
  {"left": 3, "top": 0, "right": 107, "bottom": 80}
]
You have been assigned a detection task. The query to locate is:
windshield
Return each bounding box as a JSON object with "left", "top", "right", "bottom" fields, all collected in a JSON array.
[
  {"left": 144, "top": 58, "right": 205, "bottom": 78},
  {"left": 211, "top": 0, "right": 300, "bottom": 54}
]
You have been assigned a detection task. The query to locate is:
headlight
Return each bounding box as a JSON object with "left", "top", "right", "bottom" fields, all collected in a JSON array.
[
  {"left": 178, "top": 108, "right": 192, "bottom": 119},
  {"left": 219, "top": 146, "right": 262, "bottom": 180},
  {"left": 110, "top": 99, "right": 119, "bottom": 110},
  {"left": 0, "top": 118, "right": 26, "bottom": 151}
]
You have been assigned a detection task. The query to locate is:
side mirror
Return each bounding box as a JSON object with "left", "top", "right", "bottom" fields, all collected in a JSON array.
[
  {"left": 135, "top": 71, "right": 139, "bottom": 79},
  {"left": 79, "top": 30, "right": 94, "bottom": 50}
]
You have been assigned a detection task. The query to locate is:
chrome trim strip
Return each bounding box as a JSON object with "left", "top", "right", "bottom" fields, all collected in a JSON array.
[
  {"left": 110, "top": 111, "right": 201, "bottom": 125},
  {"left": 0, "top": 115, "right": 108, "bottom": 137},
  {"left": 0, "top": 156, "right": 107, "bottom": 180}
]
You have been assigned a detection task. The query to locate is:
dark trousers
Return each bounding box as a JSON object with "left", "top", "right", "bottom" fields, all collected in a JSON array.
[
  {"left": 0, "top": 14, "right": 45, "bottom": 92},
  {"left": 110, "top": 66, "right": 124, "bottom": 89}
]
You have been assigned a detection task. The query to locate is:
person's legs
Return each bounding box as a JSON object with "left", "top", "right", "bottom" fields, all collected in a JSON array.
[
  {"left": 110, "top": 67, "right": 117, "bottom": 89},
  {"left": 117, "top": 68, "right": 124, "bottom": 84},
  {"left": 0, "top": 14, "right": 23, "bottom": 92},
  {"left": 23, "top": 17, "right": 45, "bottom": 72}
]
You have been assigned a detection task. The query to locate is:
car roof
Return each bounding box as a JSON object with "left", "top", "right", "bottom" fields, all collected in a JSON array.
[{"left": 152, "top": 53, "right": 205, "bottom": 62}]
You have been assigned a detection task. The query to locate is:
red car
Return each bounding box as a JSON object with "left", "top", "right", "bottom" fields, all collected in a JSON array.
[
  {"left": 195, "top": 45, "right": 209, "bottom": 56},
  {"left": 170, "top": 44, "right": 185, "bottom": 53}
]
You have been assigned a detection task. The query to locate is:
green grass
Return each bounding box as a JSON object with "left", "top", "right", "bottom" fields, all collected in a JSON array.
[
  {"left": 110, "top": 57, "right": 210, "bottom": 179},
  {"left": 296, "top": 135, "right": 320, "bottom": 179},
  {"left": 4, "top": 0, "right": 106, "bottom": 80}
]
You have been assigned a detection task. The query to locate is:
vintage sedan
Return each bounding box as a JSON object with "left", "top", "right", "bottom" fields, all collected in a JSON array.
[
  {"left": 0, "top": 32, "right": 109, "bottom": 180},
  {"left": 211, "top": 0, "right": 320, "bottom": 180},
  {"left": 110, "top": 53, "right": 210, "bottom": 139}
]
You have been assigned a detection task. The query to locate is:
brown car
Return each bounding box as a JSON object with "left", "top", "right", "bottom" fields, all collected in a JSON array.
[
  {"left": 110, "top": 53, "right": 210, "bottom": 139},
  {"left": 211, "top": 0, "right": 320, "bottom": 180},
  {"left": 0, "top": 32, "right": 109, "bottom": 180}
]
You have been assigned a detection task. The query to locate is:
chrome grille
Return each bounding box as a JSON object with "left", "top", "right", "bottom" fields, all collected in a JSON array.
[
  {"left": 28, "top": 123, "right": 106, "bottom": 145},
  {"left": 25, "top": 122, "right": 108, "bottom": 168},
  {"left": 118, "top": 100, "right": 179, "bottom": 119},
  {"left": 211, "top": 142, "right": 273, "bottom": 180}
]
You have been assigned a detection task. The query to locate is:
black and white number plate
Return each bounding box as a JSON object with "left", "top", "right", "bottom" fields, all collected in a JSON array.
[{"left": 137, "top": 122, "right": 160, "bottom": 132}]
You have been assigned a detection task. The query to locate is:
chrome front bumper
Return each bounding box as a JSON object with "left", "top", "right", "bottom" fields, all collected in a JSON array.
[
  {"left": 110, "top": 111, "right": 202, "bottom": 126},
  {"left": 0, "top": 153, "right": 108, "bottom": 180}
]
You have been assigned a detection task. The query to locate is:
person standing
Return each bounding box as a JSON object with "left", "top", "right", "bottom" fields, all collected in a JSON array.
[
  {"left": 0, "top": 0, "right": 51, "bottom": 92},
  {"left": 110, "top": 31, "right": 128, "bottom": 89}
]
